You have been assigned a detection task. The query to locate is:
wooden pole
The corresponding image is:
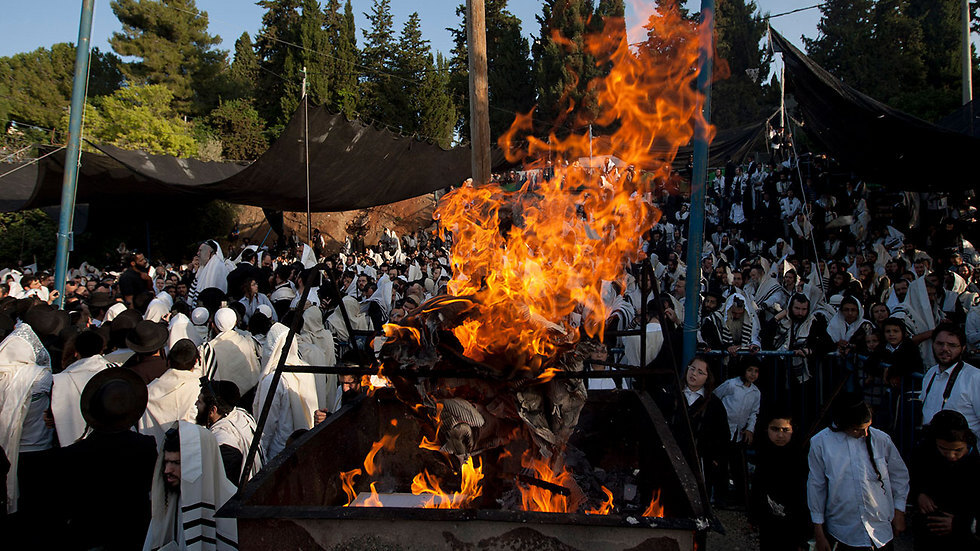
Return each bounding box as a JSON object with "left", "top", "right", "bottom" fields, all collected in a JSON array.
[{"left": 466, "top": 0, "right": 492, "bottom": 185}]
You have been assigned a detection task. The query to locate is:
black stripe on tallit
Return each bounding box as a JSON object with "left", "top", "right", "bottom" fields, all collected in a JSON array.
[
  {"left": 186, "top": 534, "right": 217, "bottom": 546},
  {"left": 181, "top": 501, "right": 216, "bottom": 512},
  {"left": 183, "top": 517, "right": 217, "bottom": 530},
  {"left": 216, "top": 531, "right": 240, "bottom": 549}
]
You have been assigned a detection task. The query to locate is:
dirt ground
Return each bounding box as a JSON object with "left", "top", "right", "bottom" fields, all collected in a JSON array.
[{"left": 706, "top": 508, "right": 914, "bottom": 550}]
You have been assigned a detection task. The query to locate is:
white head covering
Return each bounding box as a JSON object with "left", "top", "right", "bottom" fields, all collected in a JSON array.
[
  {"left": 826, "top": 296, "right": 869, "bottom": 342},
  {"left": 143, "top": 421, "right": 238, "bottom": 551},
  {"left": 255, "top": 323, "right": 318, "bottom": 430},
  {"left": 191, "top": 307, "right": 210, "bottom": 326},
  {"left": 326, "top": 296, "right": 372, "bottom": 342},
  {"left": 144, "top": 291, "right": 174, "bottom": 323},
  {"left": 168, "top": 312, "right": 203, "bottom": 349},
  {"left": 0, "top": 325, "right": 51, "bottom": 513},
  {"left": 256, "top": 304, "right": 274, "bottom": 319},
  {"left": 214, "top": 308, "right": 238, "bottom": 333},
  {"left": 105, "top": 303, "right": 128, "bottom": 322},
  {"left": 300, "top": 244, "right": 317, "bottom": 269}
]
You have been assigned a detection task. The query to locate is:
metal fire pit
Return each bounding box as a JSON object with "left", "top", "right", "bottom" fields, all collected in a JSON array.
[{"left": 219, "top": 388, "right": 710, "bottom": 550}]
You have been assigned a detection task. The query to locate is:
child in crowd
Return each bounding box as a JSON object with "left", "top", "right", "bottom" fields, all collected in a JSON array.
[
  {"left": 751, "top": 412, "right": 810, "bottom": 551},
  {"left": 714, "top": 360, "right": 762, "bottom": 506},
  {"left": 808, "top": 393, "right": 909, "bottom": 551},
  {"left": 910, "top": 410, "right": 980, "bottom": 550}
]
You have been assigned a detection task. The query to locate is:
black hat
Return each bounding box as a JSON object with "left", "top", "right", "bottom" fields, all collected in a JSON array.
[
  {"left": 109, "top": 309, "right": 141, "bottom": 349},
  {"left": 89, "top": 292, "right": 115, "bottom": 309},
  {"left": 80, "top": 367, "right": 148, "bottom": 432},
  {"left": 23, "top": 306, "right": 68, "bottom": 338},
  {"left": 125, "top": 320, "right": 169, "bottom": 354}
]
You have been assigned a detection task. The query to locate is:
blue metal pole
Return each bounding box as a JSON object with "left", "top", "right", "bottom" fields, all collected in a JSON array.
[
  {"left": 53, "top": 0, "right": 96, "bottom": 309},
  {"left": 681, "top": 0, "right": 715, "bottom": 369}
]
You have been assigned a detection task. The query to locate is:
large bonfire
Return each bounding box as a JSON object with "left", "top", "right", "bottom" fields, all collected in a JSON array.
[{"left": 338, "top": 4, "right": 711, "bottom": 516}]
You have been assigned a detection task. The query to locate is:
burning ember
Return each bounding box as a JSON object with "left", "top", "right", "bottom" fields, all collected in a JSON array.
[{"left": 339, "top": 4, "right": 707, "bottom": 518}]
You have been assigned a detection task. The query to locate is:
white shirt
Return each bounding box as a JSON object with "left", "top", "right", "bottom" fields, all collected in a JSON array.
[
  {"left": 713, "top": 378, "right": 761, "bottom": 440},
  {"left": 920, "top": 361, "right": 980, "bottom": 438},
  {"left": 20, "top": 370, "right": 54, "bottom": 452},
  {"left": 682, "top": 386, "right": 704, "bottom": 406},
  {"left": 807, "top": 427, "right": 909, "bottom": 548}
]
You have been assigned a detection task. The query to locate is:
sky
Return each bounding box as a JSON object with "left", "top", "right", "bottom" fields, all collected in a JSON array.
[{"left": 0, "top": 0, "right": 824, "bottom": 62}]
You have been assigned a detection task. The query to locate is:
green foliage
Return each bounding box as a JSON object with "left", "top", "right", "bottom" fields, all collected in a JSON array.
[
  {"left": 532, "top": 0, "right": 598, "bottom": 134},
  {"left": 711, "top": 0, "right": 777, "bottom": 129},
  {"left": 255, "top": 0, "right": 303, "bottom": 133},
  {"left": 418, "top": 53, "right": 457, "bottom": 147},
  {"left": 803, "top": 0, "right": 876, "bottom": 89},
  {"left": 110, "top": 0, "right": 229, "bottom": 116},
  {"left": 0, "top": 210, "right": 57, "bottom": 268},
  {"left": 323, "top": 0, "right": 359, "bottom": 116},
  {"left": 81, "top": 84, "right": 199, "bottom": 157},
  {"left": 359, "top": 0, "right": 400, "bottom": 126},
  {"left": 0, "top": 44, "right": 122, "bottom": 135},
  {"left": 206, "top": 99, "right": 269, "bottom": 160},
  {"left": 449, "top": 0, "right": 536, "bottom": 142},
  {"left": 389, "top": 12, "right": 432, "bottom": 133},
  {"left": 231, "top": 32, "right": 260, "bottom": 99}
]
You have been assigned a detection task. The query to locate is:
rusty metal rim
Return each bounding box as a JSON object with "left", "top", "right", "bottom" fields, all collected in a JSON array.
[{"left": 218, "top": 500, "right": 708, "bottom": 531}]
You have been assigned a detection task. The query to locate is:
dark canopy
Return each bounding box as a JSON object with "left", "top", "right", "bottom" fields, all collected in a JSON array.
[
  {"left": 1, "top": 97, "right": 471, "bottom": 213},
  {"left": 771, "top": 29, "right": 980, "bottom": 190}
]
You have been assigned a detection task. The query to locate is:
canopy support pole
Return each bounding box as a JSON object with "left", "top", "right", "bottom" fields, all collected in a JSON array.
[
  {"left": 682, "top": 0, "right": 715, "bottom": 369},
  {"left": 302, "top": 67, "right": 312, "bottom": 246},
  {"left": 54, "top": 0, "right": 95, "bottom": 308},
  {"left": 466, "top": 0, "right": 491, "bottom": 185}
]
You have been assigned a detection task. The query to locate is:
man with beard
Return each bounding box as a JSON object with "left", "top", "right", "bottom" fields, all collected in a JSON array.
[
  {"left": 196, "top": 380, "right": 261, "bottom": 487},
  {"left": 118, "top": 252, "right": 153, "bottom": 307},
  {"left": 920, "top": 324, "right": 980, "bottom": 438},
  {"left": 144, "top": 423, "right": 238, "bottom": 550}
]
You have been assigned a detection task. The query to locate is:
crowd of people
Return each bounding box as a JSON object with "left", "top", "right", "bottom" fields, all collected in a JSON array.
[{"left": 0, "top": 149, "right": 977, "bottom": 549}]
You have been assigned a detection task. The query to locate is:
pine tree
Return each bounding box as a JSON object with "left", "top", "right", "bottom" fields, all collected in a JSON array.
[
  {"left": 109, "top": 0, "right": 227, "bottom": 116},
  {"left": 359, "top": 0, "right": 399, "bottom": 127},
  {"left": 207, "top": 99, "right": 269, "bottom": 160},
  {"left": 802, "top": 0, "right": 876, "bottom": 91},
  {"left": 255, "top": 0, "right": 303, "bottom": 131},
  {"left": 868, "top": 0, "right": 925, "bottom": 107},
  {"left": 904, "top": 0, "right": 963, "bottom": 119},
  {"left": 392, "top": 12, "right": 431, "bottom": 133},
  {"left": 231, "top": 32, "right": 260, "bottom": 99},
  {"left": 711, "top": 0, "right": 775, "bottom": 128},
  {"left": 531, "top": 0, "right": 596, "bottom": 135},
  {"left": 324, "top": 0, "right": 359, "bottom": 116},
  {"left": 418, "top": 53, "right": 457, "bottom": 147}
]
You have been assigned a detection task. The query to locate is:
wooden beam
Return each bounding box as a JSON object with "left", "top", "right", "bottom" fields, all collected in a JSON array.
[{"left": 466, "top": 0, "right": 492, "bottom": 185}]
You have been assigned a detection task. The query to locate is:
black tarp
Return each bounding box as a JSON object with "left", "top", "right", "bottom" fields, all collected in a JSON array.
[
  {"left": 771, "top": 29, "right": 980, "bottom": 190},
  {"left": 937, "top": 100, "right": 978, "bottom": 137},
  {"left": 1, "top": 98, "right": 471, "bottom": 213}
]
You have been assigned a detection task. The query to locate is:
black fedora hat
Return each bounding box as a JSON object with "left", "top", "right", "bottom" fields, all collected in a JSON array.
[
  {"left": 80, "top": 367, "right": 148, "bottom": 432},
  {"left": 23, "top": 306, "right": 68, "bottom": 338},
  {"left": 125, "top": 320, "right": 169, "bottom": 354},
  {"left": 89, "top": 292, "right": 115, "bottom": 309}
]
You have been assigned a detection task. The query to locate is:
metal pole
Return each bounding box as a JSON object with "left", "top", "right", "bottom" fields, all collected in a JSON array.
[
  {"left": 302, "top": 67, "right": 312, "bottom": 246},
  {"left": 682, "top": 0, "right": 715, "bottom": 369},
  {"left": 53, "top": 0, "right": 96, "bottom": 309},
  {"left": 466, "top": 0, "right": 492, "bottom": 185},
  {"left": 963, "top": 0, "right": 973, "bottom": 106}
]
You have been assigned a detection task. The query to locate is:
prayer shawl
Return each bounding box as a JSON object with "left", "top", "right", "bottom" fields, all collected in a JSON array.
[
  {"left": 407, "top": 262, "right": 423, "bottom": 282},
  {"left": 143, "top": 421, "right": 238, "bottom": 551},
  {"left": 773, "top": 311, "right": 817, "bottom": 381},
  {"left": 753, "top": 274, "right": 783, "bottom": 316},
  {"left": 51, "top": 354, "right": 115, "bottom": 447},
  {"left": 885, "top": 286, "right": 910, "bottom": 312},
  {"left": 908, "top": 277, "right": 941, "bottom": 365},
  {"left": 139, "top": 368, "right": 202, "bottom": 450},
  {"left": 189, "top": 243, "right": 233, "bottom": 307},
  {"left": 253, "top": 324, "right": 318, "bottom": 459},
  {"left": 207, "top": 328, "right": 262, "bottom": 397},
  {"left": 622, "top": 322, "right": 665, "bottom": 368},
  {"left": 698, "top": 309, "right": 731, "bottom": 349},
  {"left": 790, "top": 217, "right": 813, "bottom": 241},
  {"left": 942, "top": 272, "right": 971, "bottom": 315},
  {"left": 300, "top": 244, "right": 317, "bottom": 269},
  {"left": 297, "top": 307, "right": 338, "bottom": 411},
  {"left": 723, "top": 292, "right": 760, "bottom": 348},
  {"left": 105, "top": 302, "right": 128, "bottom": 322},
  {"left": 326, "top": 296, "right": 372, "bottom": 343},
  {"left": 145, "top": 291, "right": 174, "bottom": 323},
  {"left": 0, "top": 324, "right": 51, "bottom": 513},
  {"left": 826, "top": 301, "right": 872, "bottom": 343},
  {"left": 210, "top": 408, "right": 261, "bottom": 482},
  {"left": 169, "top": 313, "right": 203, "bottom": 350},
  {"left": 361, "top": 274, "right": 393, "bottom": 319}
]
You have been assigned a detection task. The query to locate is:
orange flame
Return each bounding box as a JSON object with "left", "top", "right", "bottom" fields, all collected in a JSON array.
[
  {"left": 410, "top": 456, "right": 484, "bottom": 509},
  {"left": 585, "top": 485, "right": 615, "bottom": 515},
  {"left": 642, "top": 488, "right": 664, "bottom": 518},
  {"left": 339, "top": 468, "right": 361, "bottom": 506},
  {"left": 519, "top": 453, "right": 580, "bottom": 513},
  {"left": 363, "top": 433, "right": 398, "bottom": 476},
  {"left": 364, "top": 482, "right": 383, "bottom": 507},
  {"left": 433, "top": 6, "right": 708, "bottom": 372},
  {"left": 383, "top": 323, "right": 421, "bottom": 346},
  {"left": 419, "top": 402, "right": 445, "bottom": 452}
]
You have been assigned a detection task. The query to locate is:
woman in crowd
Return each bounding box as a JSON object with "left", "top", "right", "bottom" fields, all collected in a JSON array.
[{"left": 751, "top": 411, "right": 810, "bottom": 551}]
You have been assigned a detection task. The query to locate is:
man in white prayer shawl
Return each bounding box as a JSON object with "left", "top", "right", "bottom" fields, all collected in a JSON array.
[
  {"left": 196, "top": 380, "right": 261, "bottom": 486},
  {"left": 297, "top": 305, "right": 339, "bottom": 410},
  {"left": 253, "top": 323, "right": 319, "bottom": 459},
  {"left": 51, "top": 330, "right": 116, "bottom": 446},
  {"left": 190, "top": 307, "right": 211, "bottom": 343},
  {"left": 139, "top": 339, "right": 203, "bottom": 449},
  {"left": 143, "top": 421, "right": 238, "bottom": 551},
  {"left": 205, "top": 308, "right": 262, "bottom": 398},
  {"left": 0, "top": 323, "right": 53, "bottom": 514},
  {"left": 169, "top": 311, "right": 203, "bottom": 351},
  {"left": 144, "top": 290, "right": 174, "bottom": 322},
  {"left": 188, "top": 240, "right": 233, "bottom": 307}
]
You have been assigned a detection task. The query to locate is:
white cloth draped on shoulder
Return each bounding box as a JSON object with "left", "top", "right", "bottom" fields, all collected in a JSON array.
[
  {"left": 208, "top": 308, "right": 262, "bottom": 396},
  {"left": 51, "top": 354, "right": 115, "bottom": 447},
  {"left": 138, "top": 368, "right": 203, "bottom": 449},
  {"left": 297, "top": 306, "right": 339, "bottom": 411}
]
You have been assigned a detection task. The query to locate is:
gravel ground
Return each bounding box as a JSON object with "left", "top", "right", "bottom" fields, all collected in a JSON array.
[{"left": 706, "top": 508, "right": 914, "bottom": 550}]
